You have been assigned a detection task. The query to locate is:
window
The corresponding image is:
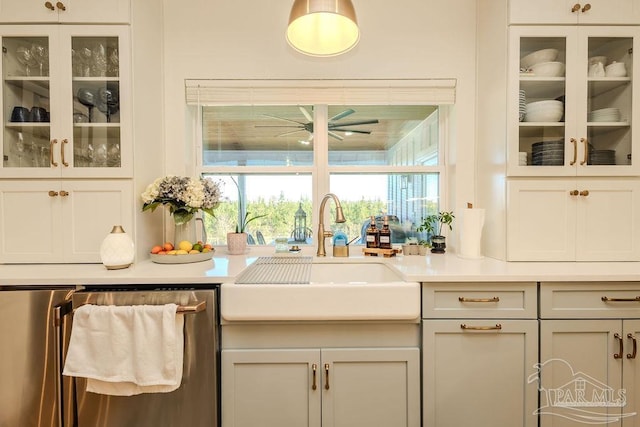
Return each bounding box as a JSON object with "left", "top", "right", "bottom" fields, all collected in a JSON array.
[{"left": 190, "top": 80, "right": 453, "bottom": 246}]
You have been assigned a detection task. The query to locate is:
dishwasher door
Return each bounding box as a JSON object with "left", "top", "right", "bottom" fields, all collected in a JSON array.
[{"left": 70, "top": 287, "right": 218, "bottom": 427}]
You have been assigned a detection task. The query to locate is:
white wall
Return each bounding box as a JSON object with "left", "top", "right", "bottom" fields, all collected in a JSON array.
[{"left": 159, "top": 0, "right": 480, "bottom": 215}]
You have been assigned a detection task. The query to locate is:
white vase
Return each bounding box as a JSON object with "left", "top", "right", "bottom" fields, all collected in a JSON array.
[
  {"left": 227, "top": 232, "right": 248, "bottom": 255},
  {"left": 174, "top": 217, "right": 206, "bottom": 244},
  {"left": 100, "top": 225, "right": 134, "bottom": 269}
]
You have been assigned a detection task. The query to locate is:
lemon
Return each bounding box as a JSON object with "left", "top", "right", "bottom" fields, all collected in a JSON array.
[
  {"left": 177, "top": 240, "right": 193, "bottom": 251},
  {"left": 166, "top": 250, "right": 177, "bottom": 255},
  {"left": 175, "top": 249, "right": 188, "bottom": 255},
  {"left": 189, "top": 249, "right": 200, "bottom": 254}
]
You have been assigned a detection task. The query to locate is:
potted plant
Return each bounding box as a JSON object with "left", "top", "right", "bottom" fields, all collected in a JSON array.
[
  {"left": 418, "top": 239, "right": 431, "bottom": 256},
  {"left": 417, "top": 211, "right": 455, "bottom": 254},
  {"left": 226, "top": 211, "right": 266, "bottom": 254}
]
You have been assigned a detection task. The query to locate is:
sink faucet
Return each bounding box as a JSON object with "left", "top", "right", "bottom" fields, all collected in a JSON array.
[{"left": 316, "top": 193, "right": 346, "bottom": 257}]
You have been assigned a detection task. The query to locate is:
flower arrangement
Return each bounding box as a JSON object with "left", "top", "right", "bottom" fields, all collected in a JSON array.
[{"left": 141, "top": 176, "right": 222, "bottom": 225}]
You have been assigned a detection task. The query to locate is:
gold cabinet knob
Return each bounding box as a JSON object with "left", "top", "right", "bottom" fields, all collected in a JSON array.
[
  {"left": 44, "top": 1, "right": 55, "bottom": 10},
  {"left": 582, "top": 3, "right": 591, "bottom": 12},
  {"left": 569, "top": 190, "right": 579, "bottom": 196},
  {"left": 579, "top": 190, "right": 590, "bottom": 197},
  {"left": 60, "top": 190, "right": 69, "bottom": 197},
  {"left": 48, "top": 190, "right": 59, "bottom": 197},
  {"left": 571, "top": 3, "right": 581, "bottom": 12},
  {"left": 56, "top": 1, "right": 65, "bottom": 10}
]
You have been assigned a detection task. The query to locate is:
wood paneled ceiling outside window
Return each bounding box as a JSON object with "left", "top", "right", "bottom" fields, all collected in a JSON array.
[{"left": 202, "top": 105, "right": 437, "bottom": 152}]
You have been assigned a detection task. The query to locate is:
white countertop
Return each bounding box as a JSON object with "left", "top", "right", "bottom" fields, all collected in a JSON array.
[{"left": 0, "top": 246, "right": 639, "bottom": 286}]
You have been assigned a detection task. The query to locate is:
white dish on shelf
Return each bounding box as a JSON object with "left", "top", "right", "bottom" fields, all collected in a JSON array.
[
  {"left": 150, "top": 251, "right": 214, "bottom": 264},
  {"left": 520, "top": 48, "right": 559, "bottom": 70},
  {"left": 527, "top": 61, "right": 565, "bottom": 77}
]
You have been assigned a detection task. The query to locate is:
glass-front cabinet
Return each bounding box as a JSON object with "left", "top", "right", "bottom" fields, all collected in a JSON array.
[
  {"left": 0, "top": 25, "right": 131, "bottom": 178},
  {"left": 508, "top": 26, "right": 639, "bottom": 177}
]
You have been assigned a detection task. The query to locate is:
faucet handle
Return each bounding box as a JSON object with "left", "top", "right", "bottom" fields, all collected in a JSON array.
[{"left": 323, "top": 231, "right": 334, "bottom": 238}]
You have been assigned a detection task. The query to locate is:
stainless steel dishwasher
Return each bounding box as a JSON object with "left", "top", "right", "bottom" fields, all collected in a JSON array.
[{"left": 70, "top": 285, "right": 219, "bottom": 427}]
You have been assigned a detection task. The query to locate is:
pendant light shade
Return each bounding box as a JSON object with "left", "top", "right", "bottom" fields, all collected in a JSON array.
[{"left": 286, "top": 0, "right": 360, "bottom": 57}]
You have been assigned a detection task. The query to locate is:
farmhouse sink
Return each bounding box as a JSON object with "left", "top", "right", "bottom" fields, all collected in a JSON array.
[{"left": 220, "top": 258, "right": 420, "bottom": 322}]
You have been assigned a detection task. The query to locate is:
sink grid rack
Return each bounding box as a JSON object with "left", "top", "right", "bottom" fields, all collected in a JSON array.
[{"left": 234, "top": 256, "right": 313, "bottom": 284}]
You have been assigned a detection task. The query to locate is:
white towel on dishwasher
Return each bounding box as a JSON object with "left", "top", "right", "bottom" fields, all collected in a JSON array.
[{"left": 63, "top": 303, "right": 184, "bottom": 396}]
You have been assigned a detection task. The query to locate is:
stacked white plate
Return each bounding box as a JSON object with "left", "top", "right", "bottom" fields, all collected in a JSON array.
[
  {"left": 531, "top": 140, "right": 564, "bottom": 166},
  {"left": 518, "top": 152, "right": 527, "bottom": 165},
  {"left": 589, "top": 149, "right": 616, "bottom": 165},
  {"left": 519, "top": 90, "right": 526, "bottom": 122},
  {"left": 520, "top": 48, "right": 559, "bottom": 70},
  {"left": 588, "top": 107, "right": 621, "bottom": 122}
]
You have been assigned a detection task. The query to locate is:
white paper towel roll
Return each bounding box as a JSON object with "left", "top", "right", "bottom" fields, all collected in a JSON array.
[{"left": 458, "top": 208, "right": 485, "bottom": 259}]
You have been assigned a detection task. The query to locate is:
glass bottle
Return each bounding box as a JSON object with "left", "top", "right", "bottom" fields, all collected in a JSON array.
[
  {"left": 366, "top": 215, "right": 379, "bottom": 248},
  {"left": 379, "top": 216, "right": 392, "bottom": 249}
]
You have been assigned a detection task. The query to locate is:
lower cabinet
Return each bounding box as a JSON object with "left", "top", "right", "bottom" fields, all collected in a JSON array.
[
  {"left": 539, "top": 282, "right": 640, "bottom": 427},
  {"left": 422, "top": 282, "right": 539, "bottom": 427},
  {"left": 0, "top": 179, "right": 133, "bottom": 263},
  {"left": 221, "top": 347, "right": 420, "bottom": 427}
]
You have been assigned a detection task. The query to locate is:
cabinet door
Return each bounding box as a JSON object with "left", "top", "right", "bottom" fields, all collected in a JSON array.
[
  {"left": 0, "top": 0, "right": 130, "bottom": 24},
  {"left": 0, "top": 180, "right": 63, "bottom": 263},
  {"left": 321, "top": 348, "right": 420, "bottom": 427},
  {"left": 507, "top": 180, "right": 577, "bottom": 261},
  {"left": 60, "top": 180, "right": 133, "bottom": 263},
  {"left": 423, "top": 320, "right": 538, "bottom": 427},
  {"left": 539, "top": 319, "right": 624, "bottom": 427},
  {"left": 221, "top": 349, "right": 321, "bottom": 427},
  {"left": 509, "top": 0, "right": 640, "bottom": 25},
  {"left": 623, "top": 320, "right": 640, "bottom": 427},
  {"left": 574, "top": 179, "right": 640, "bottom": 261}
]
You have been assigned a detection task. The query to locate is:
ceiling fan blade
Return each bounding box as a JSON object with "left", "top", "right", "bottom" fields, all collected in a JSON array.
[
  {"left": 261, "top": 114, "right": 306, "bottom": 125},
  {"left": 328, "top": 131, "right": 344, "bottom": 141},
  {"left": 330, "top": 128, "right": 372, "bottom": 134},
  {"left": 276, "top": 129, "right": 306, "bottom": 137},
  {"left": 329, "top": 119, "right": 380, "bottom": 127},
  {"left": 255, "top": 125, "right": 305, "bottom": 128},
  {"left": 329, "top": 108, "right": 355, "bottom": 122},
  {"left": 299, "top": 106, "right": 313, "bottom": 122}
]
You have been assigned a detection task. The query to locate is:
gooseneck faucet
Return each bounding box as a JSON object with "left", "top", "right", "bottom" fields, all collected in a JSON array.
[{"left": 317, "top": 193, "right": 346, "bottom": 257}]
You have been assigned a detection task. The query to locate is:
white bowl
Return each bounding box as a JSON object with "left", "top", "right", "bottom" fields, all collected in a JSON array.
[
  {"left": 524, "top": 109, "right": 563, "bottom": 123},
  {"left": 525, "top": 100, "right": 563, "bottom": 111},
  {"left": 605, "top": 62, "right": 627, "bottom": 77},
  {"left": 588, "top": 56, "right": 608, "bottom": 66},
  {"left": 528, "top": 61, "right": 565, "bottom": 77},
  {"left": 521, "top": 48, "right": 559, "bottom": 69}
]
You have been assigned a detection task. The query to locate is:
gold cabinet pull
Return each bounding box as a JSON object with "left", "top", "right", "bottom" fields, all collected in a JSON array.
[
  {"left": 570, "top": 138, "right": 577, "bottom": 165},
  {"left": 569, "top": 190, "right": 579, "bottom": 196},
  {"left": 582, "top": 3, "right": 591, "bottom": 12},
  {"left": 59, "top": 190, "right": 69, "bottom": 197},
  {"left": 627, "top": 334, "right": 637, "bottom": 359},
  {"left": 61, "top": 139, "right": 69, "bottom": 167},
  {"left": 614, "top": 333, "right": 623, "bottom": 359},
  {"left": 324, "top": 363, "right": 330, "bottom": 390},
  {"left": 460, "top": 324, "right": 502, "bottom": 331},
  {"left": 571, "top": 3, "right": 581, "bottom": 12},
  {"left": 56, "top": 1, "right": 66, "bottom": 10},
  {"left": 44, "top": 1, "right": 55, "bottom": 10},
  {"left": 579, "top": 190, "right": 589, "bottom": 197},
  {"left": 602, "top": 296, "right": 640, "bottom": 302},
  {"left": 458, "top": 296, "right": 499, "bottom": 303},
  {"left": 580, "top": 138, "right": 588, "bottom": 165},
  {"left": 50, "top": 139, "right": 58, "bottom": 167},
  {"left": 311, "top": 364, "right": 317, "bottom": 390},
  {"left": 48, "top": 190, "right": 58, "bottom": 197}
]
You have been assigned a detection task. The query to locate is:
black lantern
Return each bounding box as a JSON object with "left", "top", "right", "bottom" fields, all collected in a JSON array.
[{"left": 293, "top": 202, "right": 307, "bottom": 242}]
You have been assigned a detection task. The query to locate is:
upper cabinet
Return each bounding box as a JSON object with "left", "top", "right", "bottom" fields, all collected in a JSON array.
[
  {"left": 507, "top": 26, "right": 639, "bottom": 177},
  {"left": 1, "top": 25, "right": 132, "bottom": 178},
  {"left": 509, "top": 0, "right": 640, "bottom": 25},
  {"left": 0, "top": 0, "right": 130, "bottom": 24}
]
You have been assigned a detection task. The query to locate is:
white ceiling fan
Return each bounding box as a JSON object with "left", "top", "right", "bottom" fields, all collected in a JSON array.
[{"left": 256, "top": 106, "right": 379, "bottom": 141}]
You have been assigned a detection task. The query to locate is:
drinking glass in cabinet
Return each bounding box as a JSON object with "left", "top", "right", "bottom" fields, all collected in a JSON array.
[{"left": 71, "top": 37, "right": 119, "bottom": 78}]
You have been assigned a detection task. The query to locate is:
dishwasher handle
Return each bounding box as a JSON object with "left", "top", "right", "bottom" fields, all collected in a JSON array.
[{"left": 53, "top": 300, "right": 74, "bottom": 427}]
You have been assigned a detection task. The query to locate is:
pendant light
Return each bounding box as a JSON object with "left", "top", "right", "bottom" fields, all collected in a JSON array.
[{"left": 286, "top": 0, "right": 360, "bottom": 57}]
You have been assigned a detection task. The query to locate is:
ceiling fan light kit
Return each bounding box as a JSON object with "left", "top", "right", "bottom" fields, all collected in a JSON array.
[{"left": 286, "top": 0, "right": 360, "bottom": 57}]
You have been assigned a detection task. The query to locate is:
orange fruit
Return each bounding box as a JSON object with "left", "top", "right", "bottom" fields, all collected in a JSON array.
[
  {"left": 163, "top": 242, "right": 174, "bottom": 251},
  {"left": 151, "top": 245, "right": 163, "bottom": 254},
  {"left": 157, "top": 250, "right": 167, "bottom": 255}
]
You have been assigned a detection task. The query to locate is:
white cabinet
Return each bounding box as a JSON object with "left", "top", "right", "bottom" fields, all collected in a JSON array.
[
  {"left": 1, "top": 24, "right": 132, "bottom": 179},
  {"left": 0, "top": 179, "right": 133, "bottom": 263},
  {"left": 222, "top": 347, "right": 420, "bottom": 427},
  {"left": 507, "top": 179, "right": 640, "bottom": 261},
  {"left": 0, "top": 0, "right": 130, "bottom": 24},
  {"left": 508, "top": 26, "right": 640, "bottom": 177},
  {"left": 509, "top": 0, "right": 640, "bottom": 25},
  {"left": 538, "top": 282, "right": 640, "bottom": 426},
  {"left": 422, "top": 282, "right": 539, "bottom": 427}
]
